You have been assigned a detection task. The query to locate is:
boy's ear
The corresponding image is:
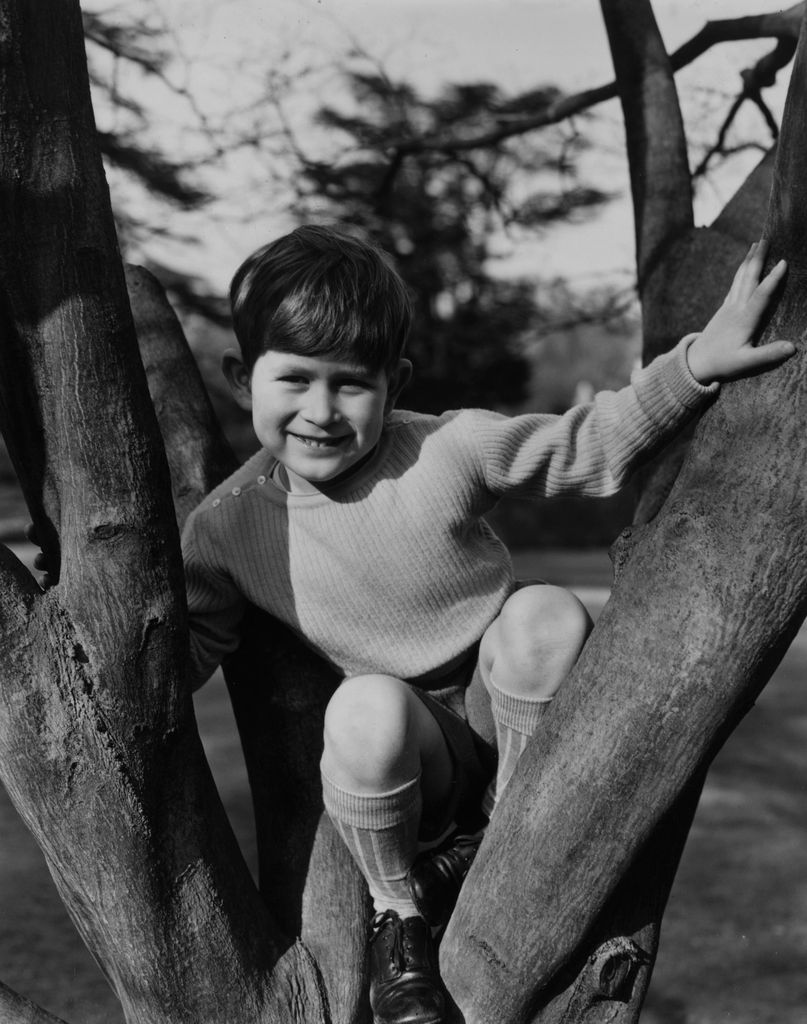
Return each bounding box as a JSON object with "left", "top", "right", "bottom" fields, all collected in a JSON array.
[
  {"left": 385, "top": 358, "right": 413, "bottom": 413},
  {"left": 222, "top": 349, "right": 253, "bottom": 411}
]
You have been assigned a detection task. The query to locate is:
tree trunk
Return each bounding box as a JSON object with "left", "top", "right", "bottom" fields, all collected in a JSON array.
[
  {"left": 0, "top": 3, "right": 327, "bottom": 1021},
  {"left": 439, "top": 7, "right": 807, "bottom": 1024},
  {"left": 128, "top": 264, "right": 373, "bottom": 1022}
]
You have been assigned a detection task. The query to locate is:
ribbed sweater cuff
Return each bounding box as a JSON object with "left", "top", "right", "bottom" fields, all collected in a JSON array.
[
  {"left": 650, "top": 334, "right": 720, "bottom": 414},
  {"left": 321, "top": 772, "right": 422, "bottom": 830},
  {"left": 489, "top": 680, "right": 552, "bottom": 735}
]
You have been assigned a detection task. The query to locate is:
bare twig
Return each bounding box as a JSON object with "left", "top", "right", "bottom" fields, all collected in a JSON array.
[
  {"left": 382, "top": 5, "right": 802, "bottom": 163},
  {"left": 692, "top": 36, "right": 795, "bottom": 177},
  {"left": 82, "top": 10, "right": 167, "bottom": 74}
]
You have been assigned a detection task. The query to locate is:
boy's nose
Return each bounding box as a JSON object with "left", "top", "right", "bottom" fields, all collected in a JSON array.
[{"left": 302, "top": 386, "right": 339, "bottom": 426}]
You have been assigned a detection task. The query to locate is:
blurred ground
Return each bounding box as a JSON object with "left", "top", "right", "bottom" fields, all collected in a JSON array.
[{"left": 1, "top": 547, "right": 805, "bottom": 1023}]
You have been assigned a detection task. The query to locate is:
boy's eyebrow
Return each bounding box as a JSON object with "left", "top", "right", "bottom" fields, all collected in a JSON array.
[
  {"left": 333, "top": 366, "right": 377, "bottom": 378},
  {"left": 271, "top": 356, "right": 377, "bottom": 377}
]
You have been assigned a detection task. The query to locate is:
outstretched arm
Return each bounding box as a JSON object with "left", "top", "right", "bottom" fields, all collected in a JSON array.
[
  {"left": 470, "top": 242, "right": 792, "bottom": 502},
  {"left": 686, "top": 240, "right": 795, "bottom": 384}
]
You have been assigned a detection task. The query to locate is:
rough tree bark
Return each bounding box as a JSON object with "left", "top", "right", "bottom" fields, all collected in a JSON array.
[
  {"left": 0, "top": 3, "right": 327, "bottom": 1023},
  {"left": 0, "top": 3, "right": 805, "bottom": 1024},
  {"left": 440, "top": 4, "right": 807, "bottom": 1024}
]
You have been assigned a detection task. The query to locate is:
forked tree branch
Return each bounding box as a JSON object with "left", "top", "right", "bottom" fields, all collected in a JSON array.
[
  {"left": 692, "top": 37, "right": 795, "bottom": 177},
  {"left": 0, "top": 2, "right": 328, "bottom": 1020},
  {"left": 438, "top": 6, "right": 807, "bottom": 1022},
  {"left": 601, "top": 0, "right": 692, "bottom": 292}
]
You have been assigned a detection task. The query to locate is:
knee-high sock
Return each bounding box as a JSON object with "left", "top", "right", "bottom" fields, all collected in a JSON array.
[
  {"left": 481, "top": 679, "right": 552, "bottom": 818},
  {"left": 322, "top": 771, "right": 422, "bottom": 918}
]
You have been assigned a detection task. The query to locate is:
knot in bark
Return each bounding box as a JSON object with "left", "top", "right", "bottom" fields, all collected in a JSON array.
[
  {"left": 562, "top": 936, "right": 650, "bottom": 1023},
  {"left": 609, "top": 526, "right": 647, "bottom": 583},
  {"left": 592, "top": 936, "right": 650, "bottom": 1001},
  {"left": 91, "top": 522, "right": 125, "bottom": 542}
]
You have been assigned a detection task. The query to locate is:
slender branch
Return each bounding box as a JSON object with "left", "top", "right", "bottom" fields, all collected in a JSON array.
[
  {"left": 380, "top": 5, "right": 802, "bottom": 162},
  {"left": 693, "top": 92, "right": 748, "bottom": 178},
  {"left": 692, "top": 38, "right": 794, "bottom": 177},
  {"left": 82, "top": 11, "right": 167, "bottom": 75},
  {"left": 83, "top": 10, "right": 233, "bottom": 175},
  {"left": 755, "top": 91, "right": 780, "bottom": 136},
  {"left": 0, "top": 981, "right": 71, "bottom": 1024}
]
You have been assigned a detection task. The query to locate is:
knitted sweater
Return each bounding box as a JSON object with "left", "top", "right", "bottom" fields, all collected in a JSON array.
[{"left": 182, "top": 337, "right": 716, "bottom": 687}]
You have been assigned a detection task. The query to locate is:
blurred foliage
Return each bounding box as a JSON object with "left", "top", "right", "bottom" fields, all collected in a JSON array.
[
  {"left": 283, "top": 68, "right": 613, "bottom": 414},
  {"left": 0, "top": 14, "right": 641, "bottom": 549},
  {"left": 82, "top": 7, "right": 215, "bottom": 261},
  {"left": 78, "top": 13, "right": 626, "bottom": 421}
]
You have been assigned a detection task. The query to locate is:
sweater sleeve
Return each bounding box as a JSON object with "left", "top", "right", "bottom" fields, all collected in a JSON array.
[
  {"left": 182, "top": 510, "right": 246, "bottom": 690},
  {"left": 473, "top": 334, "right": 717, "bottom": 499}
]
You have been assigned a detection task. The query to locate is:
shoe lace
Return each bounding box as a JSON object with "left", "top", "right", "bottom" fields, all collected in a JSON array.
[
  {"left": 371, "top": 910, "right": 425, "bottom": 971},
  {"left": 371, "top": 910, "right": 406, "bottom": 970}
]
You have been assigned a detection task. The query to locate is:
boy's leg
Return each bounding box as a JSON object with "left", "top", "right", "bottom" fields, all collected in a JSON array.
[
  {"left": 320, "top": 674, "right": 452, "bottom": 1024},
  {"left": 407, "top": 585, "right": 592, "bottom": 932},
  {"left": 320, "top": 673, "right": 453, "bottom": 917},
  {"left": 480, "top": 584, "right": 592, "bottom": 815}
]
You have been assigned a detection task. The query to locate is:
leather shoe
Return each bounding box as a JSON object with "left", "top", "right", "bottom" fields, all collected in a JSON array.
[
  {"left": 407, "top": 830, "right": 483, "bottom": 927},
  {"left": 368, "top": 910, "right": 445, "bottom": 1024}
]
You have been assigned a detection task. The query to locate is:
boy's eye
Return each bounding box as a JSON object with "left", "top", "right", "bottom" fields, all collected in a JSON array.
[
  {"left": 336, "top": 373, "right": 378, "bottom": 392},
  {"left": 279, "top": 375, "right": 308, "bottom": 385}
]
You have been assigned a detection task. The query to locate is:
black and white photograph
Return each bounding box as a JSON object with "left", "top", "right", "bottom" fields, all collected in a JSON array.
[{"left": 0, "top": 2, "right": 805, "bottom": 1023}]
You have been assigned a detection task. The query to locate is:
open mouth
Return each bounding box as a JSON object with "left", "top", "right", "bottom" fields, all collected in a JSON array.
[{"left": 288, "top": 433, "right": 349, "bottom": 449}]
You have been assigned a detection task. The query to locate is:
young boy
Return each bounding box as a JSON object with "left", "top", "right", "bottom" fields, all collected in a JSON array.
[{"left": 181, "top": 226, "right": 792, "bottom": 1024}]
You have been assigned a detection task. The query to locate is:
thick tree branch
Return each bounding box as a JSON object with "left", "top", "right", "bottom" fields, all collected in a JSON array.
[
  {"left": 0, "top": 4, "right": 330, "bottom": 1021},
  {"left": 604, "top": 7, "right": 773, "bottom": 523},
  {"left": 671, "top": 5, "right": 802, "bottom": 70},
  {"left": 125, "top": 259, "right": 373, "bottom": 1023},
  {"left": 601, "top": 0, "right": 693, "bottom": 289},
  {"left": 627, "top": 140, "right": 775, "bottom": 524},
  {"left": 439, "top": 9, "right": 807, "bottom": 1024},
  {"left": 124, "top": 265, "right": 238, "bottom": 529}
]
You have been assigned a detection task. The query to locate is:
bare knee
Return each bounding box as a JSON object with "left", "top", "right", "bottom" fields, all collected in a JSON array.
[
  {"left": 481, "top": 585, "right": 592, "bottom": 699},
  {"left": 505, "top": 584, "right": 592, "bottom": 649},
  {"left": 321, "top": 674, "right": 418, "bottom": 790}
]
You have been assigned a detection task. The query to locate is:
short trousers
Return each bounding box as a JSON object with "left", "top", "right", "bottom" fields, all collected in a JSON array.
[
  {"left": 408, "top": 578, "right": 546, "bottom": 839},
  {"left": 409, "top": 658, "right": 493, "bottom": 839}
]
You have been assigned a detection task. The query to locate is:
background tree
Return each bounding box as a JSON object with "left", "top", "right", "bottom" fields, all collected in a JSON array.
[
  {"left": 0, "top": 4, "right": 805, "bottom": 1024},
  {"left": 281, "top": 66, "right": 611, "bottom": 412},
  {"left": 82, "top": 6, "right": 210, "bottom": 239}
]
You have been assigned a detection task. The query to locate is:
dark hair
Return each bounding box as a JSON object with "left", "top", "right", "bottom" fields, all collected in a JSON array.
[{"left": 229, "top": 225, "right": 413, "bottom": 373}]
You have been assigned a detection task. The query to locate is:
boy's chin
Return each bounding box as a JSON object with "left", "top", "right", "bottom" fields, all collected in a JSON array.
[
  {"left": 311, "top": 452, "right": 375, "bottom": 488},
  {"left": 280, "top": 443, "right": 378, "bottom": 492},
  {"left": 283, "top": 457, "right": 358, "bottom": 493}
]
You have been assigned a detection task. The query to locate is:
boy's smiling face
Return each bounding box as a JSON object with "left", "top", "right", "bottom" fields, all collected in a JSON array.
[{"left": 225, "top": 350, "right": 411, "bottom": 493}]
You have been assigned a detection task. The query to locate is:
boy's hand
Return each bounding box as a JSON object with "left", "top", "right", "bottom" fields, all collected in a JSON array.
[{"left": 686, "top": 240, "right": 796, "bottom": 385}]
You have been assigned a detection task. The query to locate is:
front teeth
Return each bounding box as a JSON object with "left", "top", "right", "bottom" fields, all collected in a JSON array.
[{"left": 294, "top": 435, "right": 340, "bottom": 448}]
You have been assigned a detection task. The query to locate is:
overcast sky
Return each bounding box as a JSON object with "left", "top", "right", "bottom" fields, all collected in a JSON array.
[
  {"left": 105, "top": 0, "right": 791, "bottom": 290},
  {"left": 158, "top": 0, "right": 784, "bottom": 90}
]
